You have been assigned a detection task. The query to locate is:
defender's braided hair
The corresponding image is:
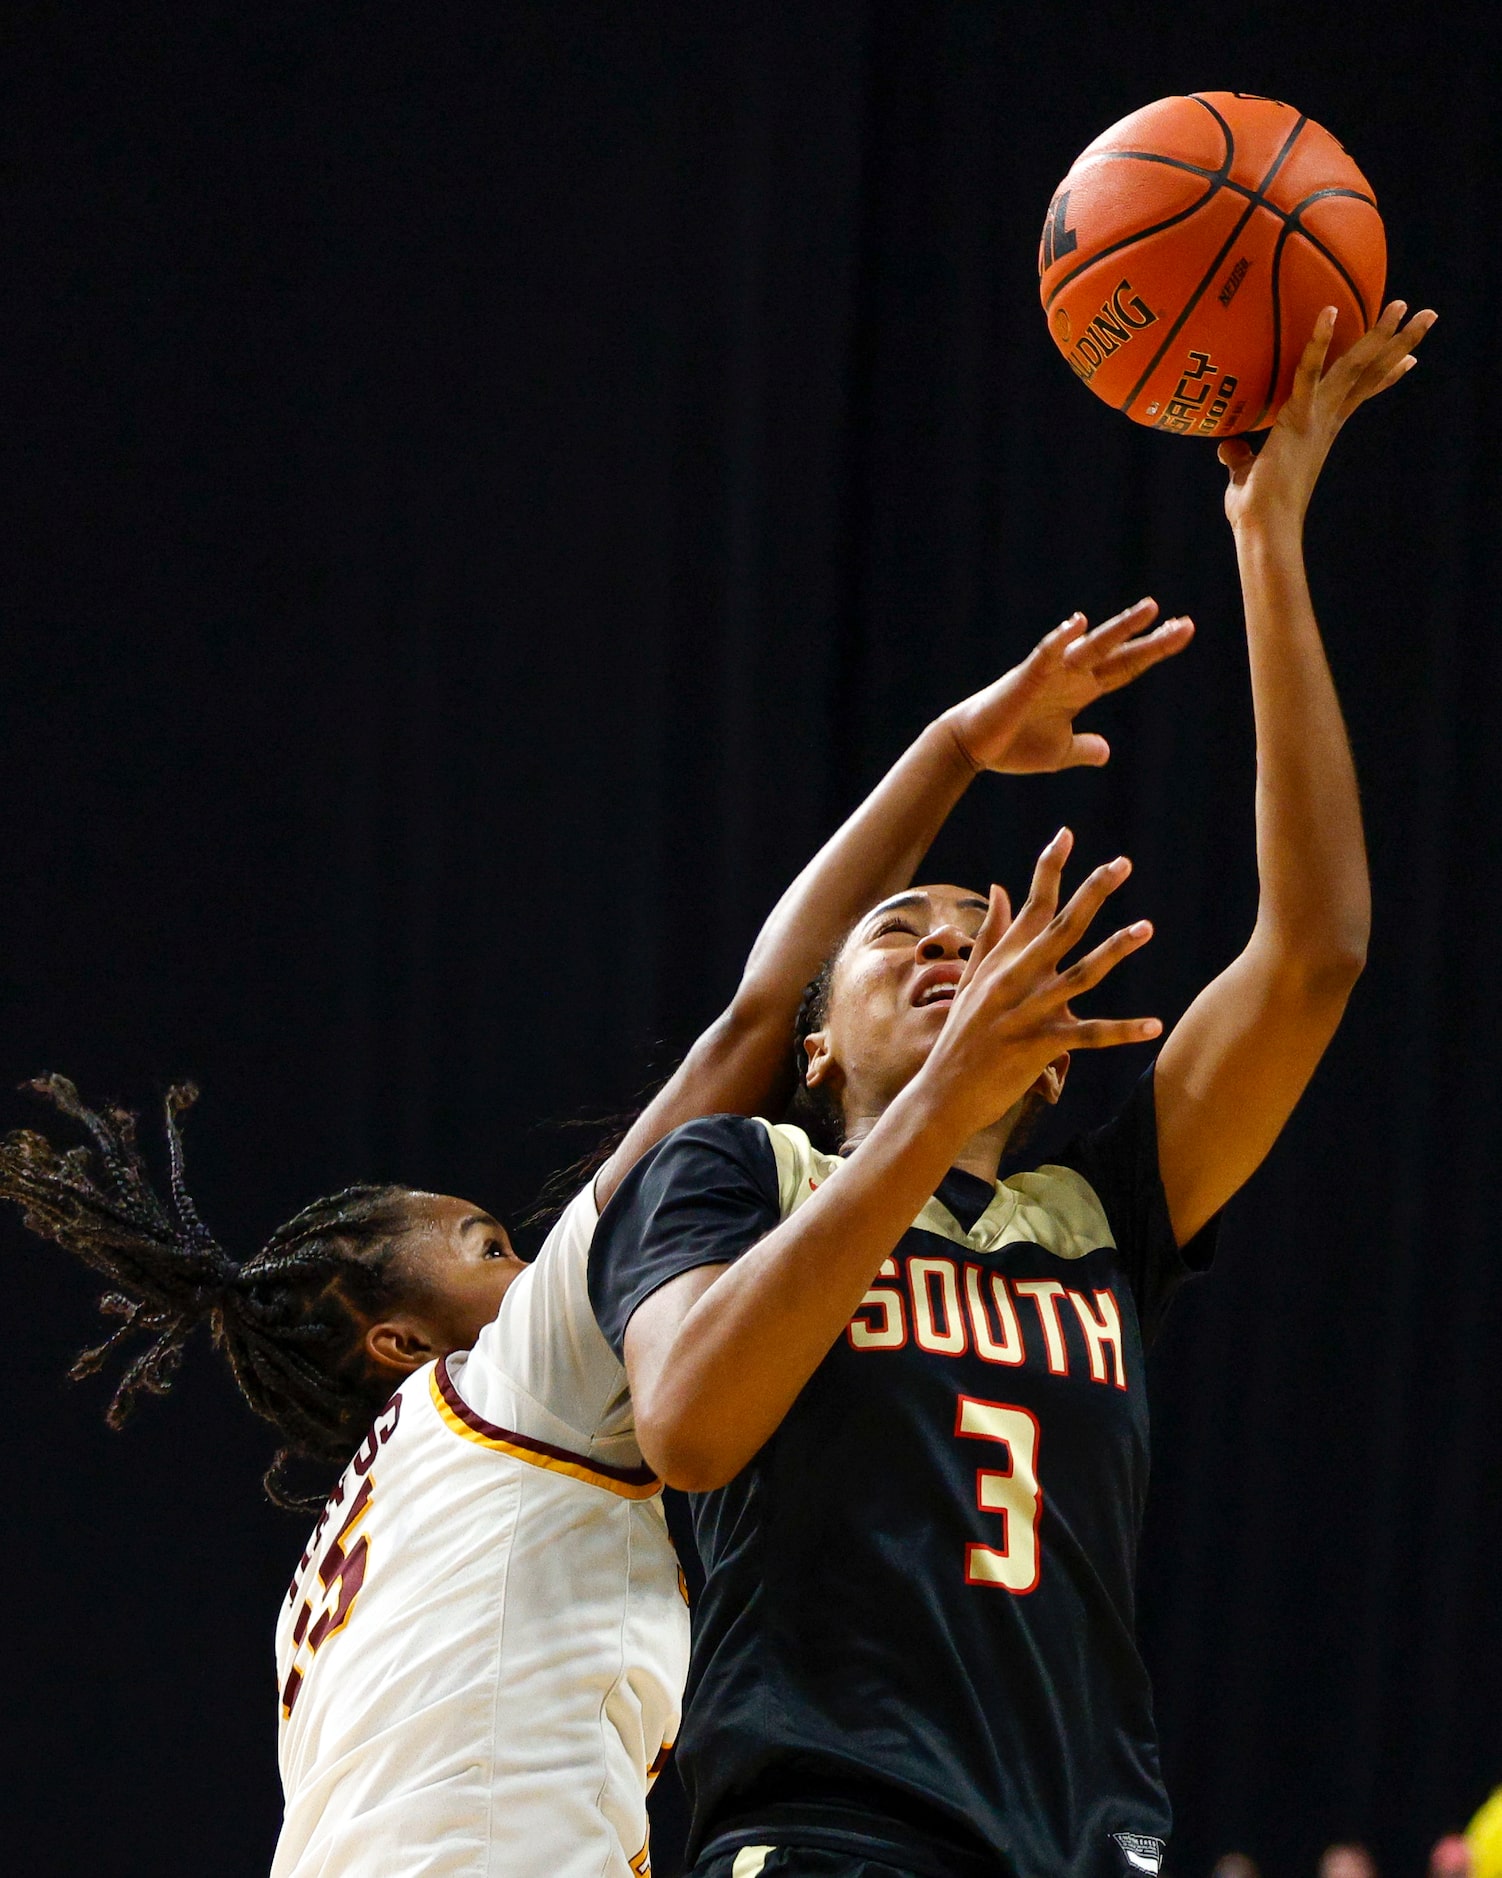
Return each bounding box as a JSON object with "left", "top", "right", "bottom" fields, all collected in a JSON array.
[{"left": 0, "top": 1076, "right": 418, "bottom": 1510}]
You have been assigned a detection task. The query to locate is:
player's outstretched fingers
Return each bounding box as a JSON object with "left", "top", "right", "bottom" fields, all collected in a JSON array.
[
  {"left": 1345, "top": 300, "right": 1407, "bottom": 379},
  {"left": 1000, "top": 827, "right": 1074, "bottom": 954},
  {"left": 1093, "top": 615, "right": 1194, "bottom": 690},
  {"left": 1064, "top": 597, "right": 1159, "bottom": 664},
  {"left": 1054, "top": 918, "right": 1155, "bottom": 1003},
  {"left": 1060, "top": 1014, "right": 1163, "bottom": 1051},
  {"left": 1342, "top": 304, "right": 1436, "bottom": 412},
  {"left": 1033, "top": 855, "right": 1133, "bottom": 967},
  {"left": 1370, "top": 306, "right": 1436, "bottom": 377},
  {"left": 958, "top": 883, "right": 1013, "bottom": 986},
  {"left": 1029, "top": 613, "right": 1089, "bottom": 670},
  {"left": 1292, "top": 305, "right": 1338, "bottom": 403}
]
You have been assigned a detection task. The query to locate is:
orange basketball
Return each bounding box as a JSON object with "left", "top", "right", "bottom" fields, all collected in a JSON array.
[{"left": 1038, "top": 92, "right": 1386, "bottom": 436}]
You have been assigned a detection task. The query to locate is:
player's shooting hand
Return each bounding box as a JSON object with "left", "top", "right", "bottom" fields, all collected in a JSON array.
[
  {"left": 1219, "top": 298, "right": 1437, "bottom": 533},
  {"left": 951, "top": 824, "right": 1075, "bottom": 996},
  {"left": 942, "top": 602, "right": 1194, "bottom": 775},
  {"left": 919, "top": 828, "right": 1160, "bottom": 1138}
]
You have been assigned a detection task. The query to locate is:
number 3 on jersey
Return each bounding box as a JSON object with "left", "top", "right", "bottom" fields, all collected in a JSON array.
[{"left": 955, "top": 1396, "right": 1041, "bottom": 1593}]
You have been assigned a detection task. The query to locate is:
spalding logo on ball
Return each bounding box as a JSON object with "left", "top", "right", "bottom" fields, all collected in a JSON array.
[{"left": 1039, "top": 92, "right": 1386, "bottom": 436}]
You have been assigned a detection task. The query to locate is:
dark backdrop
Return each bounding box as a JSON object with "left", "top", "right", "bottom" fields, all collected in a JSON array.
[{"left": 3, "top": 5, "right": 1499, "bottom": 1874}]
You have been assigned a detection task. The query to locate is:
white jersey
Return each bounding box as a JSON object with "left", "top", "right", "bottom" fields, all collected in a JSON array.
[{"left": 272, "top": 1184, "right": 688, "bottom": 1878}]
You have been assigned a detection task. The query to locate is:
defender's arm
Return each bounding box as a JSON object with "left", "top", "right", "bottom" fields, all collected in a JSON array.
[{"left": 597, "top": 601, "right": 1191, "bottom": 1206}]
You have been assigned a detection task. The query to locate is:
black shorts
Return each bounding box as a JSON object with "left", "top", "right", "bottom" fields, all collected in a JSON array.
[{"left": 689, "top": 1849, "right": 925, "bottom": 1878}]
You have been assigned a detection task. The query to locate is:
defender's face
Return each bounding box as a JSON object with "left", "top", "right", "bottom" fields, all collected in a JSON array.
[
  {"left": 809, "top": 884, "right": 1001, "bottom": 1113},
  {"left": 399, "top": 1195, "right": 529, "bottom": 1356}
]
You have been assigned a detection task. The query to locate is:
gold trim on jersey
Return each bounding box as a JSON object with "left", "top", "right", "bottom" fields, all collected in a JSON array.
[
  {"left": 429, "top": 1359, "right": 662, "bottom": 1499},
  {"left": 756, "top": 1118, "right": 1114, "bottom": 1261}
]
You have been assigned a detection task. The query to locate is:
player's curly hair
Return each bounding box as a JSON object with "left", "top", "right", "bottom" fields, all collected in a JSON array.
[{"left": 0, "top": 1076, "right": 420, "bottom": 1512}]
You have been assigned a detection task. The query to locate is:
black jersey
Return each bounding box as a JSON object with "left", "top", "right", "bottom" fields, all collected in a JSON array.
[{"left": 589, "top": 1068, "right": 1216, "bottom": 1878}]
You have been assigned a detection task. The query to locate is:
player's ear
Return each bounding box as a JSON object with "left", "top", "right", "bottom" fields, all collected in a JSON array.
[
  {"left": 802, "top": 1029, "right": 841, "bottom": 1094},
  {"left": 1034, "top": 1053, "right": 1070, "bottom": 1106},
  {"left": 363, "top": 1315, "right": 439, "bottom": 1380}
]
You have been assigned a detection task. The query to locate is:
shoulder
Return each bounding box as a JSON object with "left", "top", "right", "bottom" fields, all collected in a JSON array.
[
  {"left": 992, "top": 1069, "right": 1162, "bottom": 1261},
  {"left": 479, "top": 1179, "right": 600, "bottom": 1350},
  {"left": 753, "top": 1118, "right": 845, "bottom": 1219},
  {"left": 590, "top": 1116, "right": 784, "bottom": 1282},
  {"left": 466, "top": 1178, "right": 627, "bottom": 1439},
  {"left": 588, "top": 1116, "right": 792, "bottom": 1356},
  {"left": 608, "top": 1112, "right": 784, "bottom": 1209},
  {"left": 997, "top": 1163, "right": 1117, "bottom": 1260},
  {"left": 618, "top": 1112, "right": 848, "bottom": 1222},
  {"left": 534, "top": 1177, "right": 601, "bottom": 1264}
]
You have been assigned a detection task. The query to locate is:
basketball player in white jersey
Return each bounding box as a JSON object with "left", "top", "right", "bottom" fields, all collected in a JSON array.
[{"left": 1, "top": 600, "right": 1191, "bottom": 1877}]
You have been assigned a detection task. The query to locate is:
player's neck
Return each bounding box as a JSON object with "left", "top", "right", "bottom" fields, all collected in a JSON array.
[
  {"left": 842, "top": 1105, "right": 1017, "bottom": 1189},
  {"left": 946, "top": 1116, "right": 1014, "bottom": 1186}
]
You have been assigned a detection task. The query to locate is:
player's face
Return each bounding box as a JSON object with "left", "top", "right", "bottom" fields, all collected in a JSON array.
[
  {"left": 395, "top": 1195, "right": 529, "bottom": 1355},
  {"left": 806, "top": 883, "right": 998, "bottom": 1118}
]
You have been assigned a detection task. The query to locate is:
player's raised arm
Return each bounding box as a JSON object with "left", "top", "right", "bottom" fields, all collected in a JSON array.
[
  {"left": 595, "top": 601, "right": 1192, "bottom": 1206},
  {"left": 1154, "top": 300, "right": 1436, "bottom": 1245}
]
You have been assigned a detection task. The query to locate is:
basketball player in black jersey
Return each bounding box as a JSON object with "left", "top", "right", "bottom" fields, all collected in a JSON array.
[{"left": 590, "top": 299, "right": 1435, "bottom": 1878}]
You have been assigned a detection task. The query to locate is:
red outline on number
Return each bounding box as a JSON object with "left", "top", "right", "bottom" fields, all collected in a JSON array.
[
  {"left": 908, "top": 1255, "right": 968, "bottom": 1356},
  {"left": 964, "top": 1264, "right": 1026, "bottom": 1366},
  {"left": 1013, "top": 1279, "right": 1071, "bottom": 1375},
  {"left": 955, "top": 1395, "right": 1043, "bottom": 1596},
  {"left": 846, "top": 1257, "right": 908, "bottom": 1351},
  {"left": 1066, "top": 1286, "right": 1128, "bottom": 1391}
]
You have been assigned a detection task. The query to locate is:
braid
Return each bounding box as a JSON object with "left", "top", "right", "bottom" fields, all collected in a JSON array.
[
  {"left": 786, "top": 955, "right": 846, "bottom": 1154},
  {"left": 0, "top": 1077, "right": 417, "bottom": 1512}
]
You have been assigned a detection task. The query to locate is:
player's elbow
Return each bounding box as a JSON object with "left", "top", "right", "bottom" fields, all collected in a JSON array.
[
  {"left": 1301, "top": 921, "right": 1369, "bottom": 996},
  {"left": 1258, "top": 908, "right": 1369, "bottom": 1001},
  {"left": 637, "top": 1413, "right": 741, "bottom": 1494},
  {"left": 1325, "top": 933, "right": 1368, "bottom": 989},
  {"left": 675, "top": 994, "right": 786, "bottom": 1102},
  {"left": 719, "top": 978, "right": 792, "bottom": 1054},
  {"left": 1266, "top": 932, "right": 1367, "bottom": 1009},
  {"left": 634, "top": 1384, "right": 746, "bottom": 1492},
  {"left": 660, "top": 1451, "right": 741, "bottom": 1494}
]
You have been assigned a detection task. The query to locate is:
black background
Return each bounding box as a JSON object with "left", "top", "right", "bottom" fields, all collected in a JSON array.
[{"left": 3, "top": 4, "right": 1499, "bottom": 1874}]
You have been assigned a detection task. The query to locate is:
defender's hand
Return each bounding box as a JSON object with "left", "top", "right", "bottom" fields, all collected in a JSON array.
[
  {"left": 942, "top": 601, "right": 1194, "bottom": 776},
  {"left": 1220, "top": 299, "right": 1437, "bottom": 533}
]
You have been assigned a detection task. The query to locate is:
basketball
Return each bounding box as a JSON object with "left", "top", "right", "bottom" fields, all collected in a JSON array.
[{"left": 1038, "top": 92, "right": 1387, "bottom": 436}]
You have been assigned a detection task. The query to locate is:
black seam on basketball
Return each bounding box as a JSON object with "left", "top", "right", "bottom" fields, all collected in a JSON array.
[
  {"left": 1291, "top": 186, "right": 1378, "bottom": 211},
  {"left": 1118, "top": 196, "right": 1273, "bottom": 418},
  {"left": 1252, "top": 189, "right": 1368, "bottom": 432},
  {"left": 1064, "top": 150, "right": 1278, "bottom": 213},
  {"left": 1188, "top": 93, "right": 1237, "bottom": 169},
  {"left": 1044, "top": 143, "right": 1335, "bottom": 315},
  {"left": 1070, "top": 149, "right": 1222, "bottom": 184},
  {"left": 1287, "top": 193, "right": 1379, "bottom": 326},
  {"left": 1250, "top": 220, "right": 1296, "bottom": 429},
  {"left": 1253, "top": 112, "right": 1309, "bottom": 196},
  {"left": 1043, "top": 179, "right": 1222, "bottom": 311},
  {"left": 1119, "top": 112, "right": 1308, "bottom": 423},
  {"left": 1069, "top": 150, "right": 1321, "bottom": 225},
  {"left": 1291, "top": 220, "right": 1373, "bottom": 327}
]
